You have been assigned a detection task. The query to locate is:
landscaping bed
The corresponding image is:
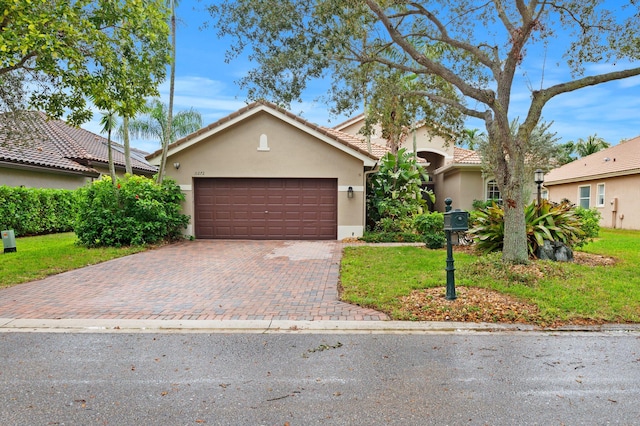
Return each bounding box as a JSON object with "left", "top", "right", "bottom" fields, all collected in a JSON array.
[{"left": 339, "top": 229, "right": 639, "bottom": 327}]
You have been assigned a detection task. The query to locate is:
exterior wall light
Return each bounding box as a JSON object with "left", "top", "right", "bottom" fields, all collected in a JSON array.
[
  {"left": 347, "top": 186, "right": 354, "bottom": 198},
  {"left": 173, "top": 162, "right": 180, "bottom": 169}
]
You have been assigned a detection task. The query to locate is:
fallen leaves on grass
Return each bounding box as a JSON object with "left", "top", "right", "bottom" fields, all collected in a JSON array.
[{"left": 400, "top": 286, "right": 542, "bottom": 324}]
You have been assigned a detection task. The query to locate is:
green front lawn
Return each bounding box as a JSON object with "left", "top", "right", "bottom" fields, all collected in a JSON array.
[
  {"left": 340, "top": 228, "right": 640, "bottom": 325},
  {"left": 0, "top": 233, "right": 149, "bottom": 288}
]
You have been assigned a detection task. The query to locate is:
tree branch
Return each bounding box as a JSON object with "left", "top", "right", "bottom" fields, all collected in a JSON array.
[
  {"left": 408, "top": 1, "right": 498, "bottom": 73},
  {"left": 523, "top": 67, "right": 640, "bottom": 135},
  {"left": 409, "top": 90, "right": 487, "bottom": 120},
  {"left": 0, "top": 52, "right": 37, "bottom": 76},
  {"left": 365, "top": 0, "right": 495, "bottom": 106}
]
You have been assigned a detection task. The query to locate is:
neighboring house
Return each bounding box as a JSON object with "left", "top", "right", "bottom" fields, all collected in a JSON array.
[
  {"left": 0, "top": 111, "right": 157, "bottom": 190},
  {"left": 334, "top": 114, "right": 489, "bottom": 211},
  {"left": 146, "top": 101, "right": 378, "bottom": 240},
  {"left": 544, "top": 136, "right": 640, "bottom": 230}
]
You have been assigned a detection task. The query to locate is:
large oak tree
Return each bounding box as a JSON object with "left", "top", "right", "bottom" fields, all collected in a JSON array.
[{"left": 209, "top": 0, "right": 640, "bottom": 263}]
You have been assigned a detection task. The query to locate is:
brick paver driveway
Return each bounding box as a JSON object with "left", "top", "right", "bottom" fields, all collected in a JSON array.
[{"left": 0, "top": 240, "right": 387, "bottom": 321}]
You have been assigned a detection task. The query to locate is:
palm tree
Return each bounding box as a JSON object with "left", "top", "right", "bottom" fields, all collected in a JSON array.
[
  {"left": 574, "top": 134, "right": 610, "bottom": 158},
  {"left": 121, "top": 116, "right": 132, "bottom": 174},
  {"left": 128, "top": 98, "right": 202, "bottom": 157},
  {"left": 458, "top": 128, "right": 484, "bottom": 150},
  {"left": 100, "top": 111, "right": 118, "bottom": 186}
]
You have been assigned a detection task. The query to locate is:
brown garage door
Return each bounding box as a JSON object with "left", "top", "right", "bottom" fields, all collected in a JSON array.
[{"left": 194, "top": 178, "right": 337, "bottom": 240}]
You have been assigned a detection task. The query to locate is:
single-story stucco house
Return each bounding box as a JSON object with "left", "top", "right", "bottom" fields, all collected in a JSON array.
[
  {"left": 544, "top": 135, "right": 640, "bottom": 230},
  {"left": 0, "top": 111, "right": 157, "bottom": 189},
  {"left": 147, "top": 101, "right": 496, "bottom": 240}
]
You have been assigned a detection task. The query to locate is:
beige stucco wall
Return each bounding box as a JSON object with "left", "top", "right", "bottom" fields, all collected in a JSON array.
[
  {"left": 163, "top": 112, "right": 367, "bottom": 239},
  {"left": 0, "top": 166, "right": 93, "bottom": 189},
  {"left": 400, "top": 127, "right": 454, "bottom": 158},
  {"left": 546, "top": 174, "right": 640, "bottom": 230},
  {"left": 435, "top": 167, "right": 484, "bottom": 212}
]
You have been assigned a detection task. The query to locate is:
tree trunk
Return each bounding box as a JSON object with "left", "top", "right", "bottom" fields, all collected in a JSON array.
[
  {"left": 157, "top": 0, "right": 176, "bottom": 184},
  {"left": 107, "top": 129, "right": 117, "bottom": 187},
  {"left": 499, "top": 135, "right": 528, "bottom": 264},
  {"left": 123, "top": 116, "right": 132, "bottom": 175},
  {"left": 501, "top": 179, "right": 528, "bottom": 263}
]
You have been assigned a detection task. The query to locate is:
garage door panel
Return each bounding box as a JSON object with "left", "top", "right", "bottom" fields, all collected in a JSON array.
[{"left": 194, "top": 178, "right": 337, "bottom": 239}]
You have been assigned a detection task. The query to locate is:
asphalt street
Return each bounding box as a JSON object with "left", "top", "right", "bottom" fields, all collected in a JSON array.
[{"left": 1, "top": 331, "right": 639, "bottom": 425}]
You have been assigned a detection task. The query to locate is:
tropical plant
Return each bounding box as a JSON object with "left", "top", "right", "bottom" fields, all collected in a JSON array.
[
  {"left": 99, "top": 111, "right": 118, "bottom": 185},
  {"left": 458, "top": 129, "right": 484, "bottom": 150},
  {"left": 470, "top": 200, "right": 585, "bottom": 258},
  {"left": 75, "top": 175, "right": 189, "bottom": 247},
  {"left": 209, "top": 0, "right": 640, "bottom": 264},
  {"left": 573, "top": 134, "right": 611, "bottom": 158},
  {"left": 553, "top": 141, "right": 576, "bottom": 166},
  {"left": 367, "top": 148, "right": 430, "bottom": 231},
  {"left": 128, "top": 99, "right": 202, "bottom": 158}
]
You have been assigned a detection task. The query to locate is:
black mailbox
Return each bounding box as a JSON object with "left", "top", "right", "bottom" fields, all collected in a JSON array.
[{"left": 444, "top": 209, "right": 469, "bottom": 231}]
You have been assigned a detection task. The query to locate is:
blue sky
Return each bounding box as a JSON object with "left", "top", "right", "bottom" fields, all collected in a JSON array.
[{"left": 81, "top": 2, "right": 640, "bottom": 155}]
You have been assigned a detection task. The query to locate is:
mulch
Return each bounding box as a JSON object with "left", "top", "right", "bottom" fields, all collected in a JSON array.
[{"left": 399, "top": 250, "right": 617, "bottom": 327}]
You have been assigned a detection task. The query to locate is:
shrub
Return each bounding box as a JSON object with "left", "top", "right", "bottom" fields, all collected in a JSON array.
[
  {"left": 472, "top": 199, "right": 498, "bottom": 210},
  {"left": 360, "top": 231, "right": 424, "bottom": 243},
  {"left": 469, "top": 200, "right": 585, "bottom": 257},
  {"left": 0, "top": 186, "right": 78, "bottom": 236},
  {"left": 414, "top": 212, "right": 446, "bottom": 248},
  {"left": 75, "top": 175, "right": 189, "bottom": 247},
  {"left": 573, "top": 206, "right": 601, "bottom": 246}
]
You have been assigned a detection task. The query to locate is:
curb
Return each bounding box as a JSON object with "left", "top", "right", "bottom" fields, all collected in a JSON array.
[{"left": 1, "top": 318, "right": 639, "bottom": 334}]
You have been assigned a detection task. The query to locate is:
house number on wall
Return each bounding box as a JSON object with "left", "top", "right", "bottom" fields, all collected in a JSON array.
[{"left": 194, "top": 171, "right": 205, "bottom": 176}]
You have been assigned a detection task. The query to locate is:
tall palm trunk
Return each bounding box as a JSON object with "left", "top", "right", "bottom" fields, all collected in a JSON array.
[
  {"left": 157, "top": 0, "right": 175, "bottom": 184},
  {"left": 123, "top": 115, "right": 132, "bottom": 174},
  {"left": 107, "top": 127, "right": 117, "bottom": 185}
]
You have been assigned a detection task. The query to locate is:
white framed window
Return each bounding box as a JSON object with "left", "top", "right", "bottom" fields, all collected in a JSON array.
[
  {"left": 596, "top": 183, "right": 605, "bottom": 207},
  {"left": 486, "top": 179, "right": 501, "bottom": 202},
  {"left": 579, "top": 185, "right": 591, "bottom": 208}
]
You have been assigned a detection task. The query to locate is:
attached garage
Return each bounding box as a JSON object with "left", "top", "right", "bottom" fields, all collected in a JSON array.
[
  {"left": 146, "top": 101, "right": 379, "bottom": 240},
  {"left": 194, "top": 178, "right": 337, "bottom": 239}
]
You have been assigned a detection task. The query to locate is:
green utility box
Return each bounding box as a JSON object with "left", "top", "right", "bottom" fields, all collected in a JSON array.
[
  {"left": 2, "top": 229, "right": 17, "bottom": 253},
  {"left": 443, "top": 209, "right": 469, "bottom": 232}
]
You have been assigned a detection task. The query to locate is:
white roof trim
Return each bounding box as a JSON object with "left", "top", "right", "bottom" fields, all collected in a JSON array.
[{"left": 545, "top": 168, "right": 640, "bottom": 186}]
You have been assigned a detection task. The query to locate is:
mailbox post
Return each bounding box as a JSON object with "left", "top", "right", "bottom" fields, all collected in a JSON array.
[{"left": 443, "top": 199, "right": 469, "bottom": 300}]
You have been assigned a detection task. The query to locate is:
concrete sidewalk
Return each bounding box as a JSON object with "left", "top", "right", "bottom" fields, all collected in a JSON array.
[{"left": 1, "top": 317, "right": 639, "bottom": 334}]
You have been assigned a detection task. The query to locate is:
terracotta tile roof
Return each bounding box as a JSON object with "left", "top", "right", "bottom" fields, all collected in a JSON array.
[
  {"left": 545, "top": 135, "right": 640, "bottom": 184},
  {"left": 320, "top": 126, "right": 389, "bottom": 159},
  {"left": 453, "top": 146, "right": 482, "bottom": 164},
  {"left": 148, "top": 101, "right": 380, "bottom": 162},
  {"left": 0, "top": 111, "right": 157, "bottom": 175}
]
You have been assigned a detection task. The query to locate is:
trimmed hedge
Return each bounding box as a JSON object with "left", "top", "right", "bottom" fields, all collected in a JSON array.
[{"left": 0, "top": 185, "right": 78, "bottom": 236}]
